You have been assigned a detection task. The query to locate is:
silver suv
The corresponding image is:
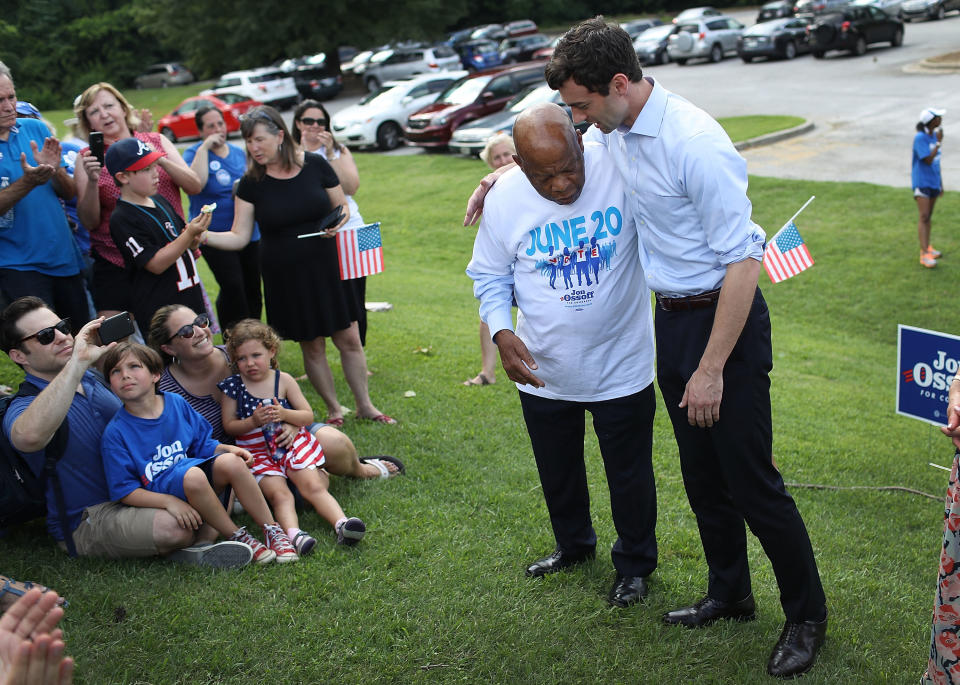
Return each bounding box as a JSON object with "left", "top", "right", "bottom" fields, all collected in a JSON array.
[
  {"left": 363, "top": 46, "right": 461, "bottom": 91},
  {"left": 667, "top": 16, "right": 746, "bottom": 64}
]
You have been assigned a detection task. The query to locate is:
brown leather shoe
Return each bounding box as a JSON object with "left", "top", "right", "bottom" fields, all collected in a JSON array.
[
  {"left": 767, "top": 616, "right": 827, "bottom": 678},
  {"left": 662, "top": 594, "right": 756, "bottom": 627}
]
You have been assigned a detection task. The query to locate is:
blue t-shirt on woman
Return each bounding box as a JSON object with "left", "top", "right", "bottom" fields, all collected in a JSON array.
[
  {"left": 183, "top": 141, "right": 260, "bottom": 240},
  {"left": 912, "top": 129, "right": 941, "bottom": 190}
]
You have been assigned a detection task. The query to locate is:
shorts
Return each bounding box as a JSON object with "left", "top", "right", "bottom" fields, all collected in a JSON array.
[
  {"left": 915, "top": 186, "right": 942, "bottom": 198},
  {"left": 69, "top": 501, "right": 159, "bottom": 558},
  {"left": 90, "top": 252, "right": 132, "bottom": 312}
]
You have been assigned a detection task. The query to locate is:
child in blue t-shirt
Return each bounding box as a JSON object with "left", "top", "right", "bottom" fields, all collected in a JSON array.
[{"left": 100, "top": 342, "right": 298, "bottom": 564}]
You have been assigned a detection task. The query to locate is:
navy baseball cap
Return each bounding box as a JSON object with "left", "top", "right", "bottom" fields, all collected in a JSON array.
[{"left": 105, "top": 137, "right": 164, "bottom": 175}]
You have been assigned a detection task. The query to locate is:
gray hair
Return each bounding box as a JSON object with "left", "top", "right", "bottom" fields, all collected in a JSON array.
[
  {"left": 0, "top": 61, "right": 13, "bottom": 83},
  {"left": 480, "top": 133, "right": 516, "bottom": 169}
]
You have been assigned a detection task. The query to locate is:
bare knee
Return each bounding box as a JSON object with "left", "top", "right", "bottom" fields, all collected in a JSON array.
[
  {"left": 182, "top": 467, "right": 211, "bottom": 498},
  {"left": 261, "top": 478, "right": 295, "bottom": 509},
  {"left": 153, "top": 510, "right": 194, "bottom": 552},
  {"left": 331, "top": 325, "right": 362, "bottom": 353}
]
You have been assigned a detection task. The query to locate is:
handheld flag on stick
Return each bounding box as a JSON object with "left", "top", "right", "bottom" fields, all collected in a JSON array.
[
  {"left": 337, "top": 222, "right": 384, "bottom": 280},
  {"left": 763, "top": 196, "right": 815, "bottom": 284}
]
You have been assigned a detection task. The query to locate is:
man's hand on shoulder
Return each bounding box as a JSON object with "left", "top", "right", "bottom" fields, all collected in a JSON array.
[
  {"left": 493, "top": 329, "right": 544, "bottom": 388},
  {"left": 463, "top": 164, "right": 514, "bottom": 227}
]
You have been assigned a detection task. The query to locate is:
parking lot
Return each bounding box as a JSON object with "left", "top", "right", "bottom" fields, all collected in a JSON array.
[{"left": 318, "top": 10, "right": 959, "bottom": 189}]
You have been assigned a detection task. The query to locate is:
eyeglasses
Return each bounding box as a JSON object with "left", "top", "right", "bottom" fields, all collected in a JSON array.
[
  {"left": 166, "top": 314, "right": 210, "bottom": 343},
  {"left": 20, "top": 319, "right": 71, "bottom": 346},
  {"left": 298, "top": 117, "right": 326, "bottom": 127}
]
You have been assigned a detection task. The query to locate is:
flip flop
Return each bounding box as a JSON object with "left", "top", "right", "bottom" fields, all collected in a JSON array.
[
  {"left": 359, "top": 455, "right": 406, "bottom": 479},
  {"left": 0, "top": 576, "right": 68, "bottom": 611},
  {"left": 360, "top": 413, "right": 397, "bottom": 425},
  {"left": 463, "top": 373, "right": 493, "bottom": 386},
  {"left": 325, "top": 416, "right": 345, "bottom": 428}
]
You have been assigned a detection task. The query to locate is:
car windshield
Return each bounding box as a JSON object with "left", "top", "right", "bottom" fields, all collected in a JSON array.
[
  {"left": 358, "top": 84, "right": 406, "bottom": 106},
  {"left": 745, "top": 19, "right": 788, "bottom": 33},
  {"left": 437, "top": 75, "right": 491, "bottom": 105},
  {"left": 637, "top": 24, "right": 676, "bottom": 41},
  {"left": 249, "top": 71, "right": 283, "bottom": 84},
  {"left": 217, "top": 94, "right": 250, "bottom": 104},
  {"left": 506, "top": 83, "right": 555, "bottom": 112}
]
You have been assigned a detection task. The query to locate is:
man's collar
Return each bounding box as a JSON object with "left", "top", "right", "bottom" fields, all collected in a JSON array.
[{"left": 619, "top": 77, "right": 666, "bottom": 138}]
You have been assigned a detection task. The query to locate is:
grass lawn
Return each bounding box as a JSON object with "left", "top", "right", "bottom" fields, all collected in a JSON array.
[{"left": 3, "top": 145, "right": 957, "bottom": 682}]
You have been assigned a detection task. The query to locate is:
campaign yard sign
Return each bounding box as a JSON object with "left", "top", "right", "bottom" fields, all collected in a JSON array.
[{"left": 897, "top": 324, "right": 960, "bottom": 426}]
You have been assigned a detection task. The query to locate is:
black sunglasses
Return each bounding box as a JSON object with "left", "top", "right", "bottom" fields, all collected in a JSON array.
[
  {"left": 298, "top": 117, "right": 327, "bottom": 127},
  {"left": 166, "top": 314, "right": 210, "bottom": 343},
  {"left": 20, "top": 318, "right": 71, "bottom": 346}
]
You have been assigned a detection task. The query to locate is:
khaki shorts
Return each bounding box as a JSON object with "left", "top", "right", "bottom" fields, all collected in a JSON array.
[{"left": 68, "top": 501, "right": 159, "bottom": 558}]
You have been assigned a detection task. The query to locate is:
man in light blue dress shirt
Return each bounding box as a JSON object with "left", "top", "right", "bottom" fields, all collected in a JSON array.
[{"left": 542, "top": 17, "right": 827, "bottom": 680}]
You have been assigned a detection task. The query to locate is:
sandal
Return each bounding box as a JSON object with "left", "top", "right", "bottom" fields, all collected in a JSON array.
[
  {"left": 0, "top": 575, "right": 68, "bottom": 612},
  {"left": 463, "top": 373, "right": 493, "bottom": 386},
  {"left": 325, "top": 416, "right": 345, "bottom": 428},
  {"left": 360, "top": 413, "right": 397, "bottom": 425},
  {"left": 359, "top": 455, "right": 406, "bottom": 479}
]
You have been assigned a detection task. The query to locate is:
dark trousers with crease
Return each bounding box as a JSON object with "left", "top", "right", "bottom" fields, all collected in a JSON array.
[
  {"left": 655, "top": 287, "right": 826, "bottom": 623},
  {"left": 518, "top": 384, "right": 658, "bottom": 577},
  {"left": 200, "top": 241, "right": 262, "bottom": 330}
]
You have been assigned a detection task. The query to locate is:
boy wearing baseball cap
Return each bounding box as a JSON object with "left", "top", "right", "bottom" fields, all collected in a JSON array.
[{"left": 106, "top": 137, "right": 211, "bottom": 329}]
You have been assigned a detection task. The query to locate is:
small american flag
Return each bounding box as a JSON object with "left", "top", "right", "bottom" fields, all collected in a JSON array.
[
  {"left": 763, "top": 221, "right": 814, "bottom": 284},
  {"left": 337, "top": 222, "right": 384, "bottom": 280}
]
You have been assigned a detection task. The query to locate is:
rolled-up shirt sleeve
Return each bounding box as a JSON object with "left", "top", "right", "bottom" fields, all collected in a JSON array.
[
  {"left": 466, "top": 208, "right": 516, "bottom": 340},
  {"left": 682, "top": 130, "right": 765, "bottom": 266}
]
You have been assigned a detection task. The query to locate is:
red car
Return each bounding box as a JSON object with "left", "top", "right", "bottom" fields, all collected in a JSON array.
[
  {"left": 403, "top": 62, "right": 544, "bottom": 149},
  {"left": 156, "top": 94, "right": 262, "bottom": 142}
]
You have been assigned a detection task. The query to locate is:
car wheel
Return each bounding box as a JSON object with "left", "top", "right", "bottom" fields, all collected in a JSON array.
[
  {"left": 741, "top": 54, "right": 753, "bottom": 63},
  {"left": 376, "top": 121, "right": 402, "bottom": 151},
  {"left": 365, "top": 76, "right": 380, "bottom": 92},
  {"left": 853, "top": 35, "right": 867, "bottom": 55},
  {"left": 161, "top": 127, "right": 177, "bottom": 143},
  {"left": 676, "top": 58, "right": 688, "bottom": 65},
  {"left": 891, "top": 27, "right": 904, "bottom": 46},
  {"left": 784, "top": 40, "right": 798, "bottom": 59},
  {"left": 658, "top": 49, "right": 670, "bottom": 65},
  {"left": 935, "top": 4, "right": 945, "bottom": 18},
  {"left": 813, "top": 50, "right": 826, "bottom": 58},
  {"left": 710, "top": 43, "right": 724, "bottom": 62}
]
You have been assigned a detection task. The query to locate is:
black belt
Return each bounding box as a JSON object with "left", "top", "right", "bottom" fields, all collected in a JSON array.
[{"left": 655, "top": 288, "right": 721, "bottom": 311}]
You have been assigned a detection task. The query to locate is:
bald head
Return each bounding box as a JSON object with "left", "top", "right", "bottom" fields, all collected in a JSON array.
[{"left": 513, "top": 103, "right": 585, "bottom": 205}]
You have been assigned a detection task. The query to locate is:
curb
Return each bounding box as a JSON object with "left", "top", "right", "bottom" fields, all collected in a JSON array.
[
  {"left": 735, "top": 120, "right": 815, "bottom": 151},
  {"left": 903, "top": 60, "right": 960, "bottom": 74}
]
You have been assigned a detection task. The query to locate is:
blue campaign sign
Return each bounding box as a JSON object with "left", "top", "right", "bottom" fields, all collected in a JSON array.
[{"left": 897, "top": 324, "right": 960, "bottom": 426}]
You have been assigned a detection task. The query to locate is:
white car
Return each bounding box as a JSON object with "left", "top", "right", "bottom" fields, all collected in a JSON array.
[
  {"left": 851, "top": 0, "right": 904, "bottom": 17},
  {"left": 201, "top": 68, "right": 298, "bottom": 110},
  {"left": 331, "top": 71, "right": 467, "bottom": 150}
]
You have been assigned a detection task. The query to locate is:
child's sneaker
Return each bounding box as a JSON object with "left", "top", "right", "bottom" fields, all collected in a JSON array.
[
  {"left": 291, "top": 531, "right": 317, "bottom": 556},
  {"left": 335, "top": 517, "right": 366, "bottom": 546},
  {"left": 263, "top": 523, "right": 299, "bottom": 563},
  {"left": 921, "top": 252, "right": 938, "bottom": 268},
  {"left": 926, "top": 245, "right": 943, "bottom": 259},
  {"left": 230, "top": 526, "right": 276, "bottom": 564}
]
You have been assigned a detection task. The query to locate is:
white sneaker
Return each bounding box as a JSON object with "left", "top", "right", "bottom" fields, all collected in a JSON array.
[{"left": 167, "top": 541, "right": 253, "bottom": 569}]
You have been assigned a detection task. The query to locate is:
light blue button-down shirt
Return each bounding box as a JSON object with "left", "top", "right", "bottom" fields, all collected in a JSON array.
[{"left": 587, "top": 78, "right": 765, "bottom": 298}]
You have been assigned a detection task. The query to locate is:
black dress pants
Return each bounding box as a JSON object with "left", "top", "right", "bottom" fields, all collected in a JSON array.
[
  {"left": 655, "top": 287, "right": 826, "bottom": 622},
  {"left": 518, "top": 385, "right": 658, "bottom": 577},
  {"left": 200, "top": 241, "right": 262, "bottom": 329}
]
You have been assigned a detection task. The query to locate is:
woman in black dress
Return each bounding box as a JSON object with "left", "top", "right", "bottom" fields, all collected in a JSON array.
[{"left": 204, "top": 106, "right": 394, "bottom": 425}]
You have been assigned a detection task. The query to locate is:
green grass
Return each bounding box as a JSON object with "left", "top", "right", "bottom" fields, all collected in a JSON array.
[
  {"left": 3, "top": 152, "right": 955, "bottom": 683},
  {"left": 720, "top": 115, "right": 806, "bottom": 141}
]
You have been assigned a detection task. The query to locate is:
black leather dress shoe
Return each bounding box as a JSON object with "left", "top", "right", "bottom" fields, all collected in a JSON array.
[
  {"left": 525, "top": 547, "right": 595, "bottom": 577},
  {"left": 607, "top": 575, "right": 648, "bottom": 607},
  {"left": 662, "top": 594, "right": 756, "bottom": 627},
  {"left": 766, "top": 616, "right": 827, "bottom": 679}
]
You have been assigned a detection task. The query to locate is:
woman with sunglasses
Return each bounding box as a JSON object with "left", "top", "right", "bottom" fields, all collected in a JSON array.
[
  {"left": 291, "top": 100, "right": 370, "bottom": 349},
  {"left": 148, "top": 305, "right": 401, "bottom": 479},
  {"left": 203, "top": 106, "right": 395, "bottom": 425}
]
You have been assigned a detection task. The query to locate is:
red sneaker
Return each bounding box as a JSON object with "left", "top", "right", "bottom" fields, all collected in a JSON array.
[
  {"left": 230, "top": 526, "right": 276, "bottom": 564},
  {"left": 263, "top": 523, "right": 299, "bottom": 563}
]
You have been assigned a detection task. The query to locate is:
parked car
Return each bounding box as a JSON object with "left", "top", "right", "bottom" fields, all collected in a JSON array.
[
  {"left": 362, "top": 46, "right": 461, "bottom": 91},
  {"left": 133, "top": 63, "right": 194, "bottom": 89},
  {"left": 201, "top": 68, "right": 298, "bottom": 109},
  {"left": 404, "top": 63, "right": 545, "bottom": 149},
  {"left": 499, "top": 34, "right": 552, "bottom": 63},
  {"left": 807, "top": 5, "right": 904, "bottom": 55},
  {"left": 673, "top": 6, "right": 723, "bottom": 22},
  {"left": 633, "top": 24, "right": 679, "bottom": 65},
  {"left": 851, "top": 0, "right": 905, "bottom": 18},
  {"left": 505, "top": 19, "right": 539, "bottom": 36},
  {"left": 293, "top": 65, "right": 343, "bottom": 101},
  {"left": 156, "top": 94, "right": 261, "bottom": 142},
  {"left": 532, "top": 34, "right": 563, "bottom": 60},
  {"left": 471, "top": 24, "right": 508, "bottom": 41},
  {"left": 757, "top": 0, "right": 796, "bottom": 21},
  {"left": 621, "top": 18, "right": 664, "bottom": 38},
  {"left": 456, "top": 39, "right": 503, "bottom": 71},
  {"left": 794, "top": 0, "right": 850, "bottom": 14},
  {"left": 449, "top": 82, "right": 561, "bottom": 156},
  {"left": 738, "top": 17, "right": 812, "bottom": 60},
  {"left": 900, "top": 0, "right": 960, "bottom": 19},
  {"left": 667, "top": 16, "right": 746, "bottom": 64},
  {"left": 331, "top": 72, "right": 466, "bottom": 150}
]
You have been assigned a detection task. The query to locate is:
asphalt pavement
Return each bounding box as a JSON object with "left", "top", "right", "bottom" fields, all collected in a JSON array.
[{"left": 319, "top": 10, "right": 960, "bottom": 189}]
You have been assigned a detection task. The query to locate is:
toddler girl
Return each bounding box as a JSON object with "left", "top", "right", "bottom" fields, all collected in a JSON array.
[{"left": 218, "top": 319, "right": 365, "bottom": 552}]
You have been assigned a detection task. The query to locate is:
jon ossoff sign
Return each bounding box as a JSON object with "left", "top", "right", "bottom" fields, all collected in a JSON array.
[{"left": 897, "top": 324, "right": 960, "bottom": 426}]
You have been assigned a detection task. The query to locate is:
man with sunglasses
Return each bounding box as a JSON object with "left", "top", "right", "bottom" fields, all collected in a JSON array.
[{"left": 0, "top": 296, "right": 252, "bottom": 567}]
